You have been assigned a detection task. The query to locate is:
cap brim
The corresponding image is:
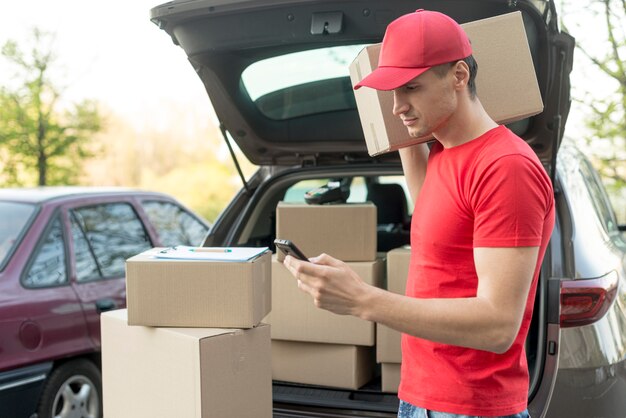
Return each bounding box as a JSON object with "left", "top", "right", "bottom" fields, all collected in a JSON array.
[{"left": 353, "top": 66, "right": 431, "bottom": 91}]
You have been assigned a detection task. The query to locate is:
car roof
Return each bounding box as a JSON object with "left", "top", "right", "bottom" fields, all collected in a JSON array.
[{"left": 0, "top": 187, "right": 172, "bottom": 204}]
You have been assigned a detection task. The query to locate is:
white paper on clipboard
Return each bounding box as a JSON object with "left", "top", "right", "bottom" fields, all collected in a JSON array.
[{"left": 153, "top": 246, "right": 269, "bottom": 262}]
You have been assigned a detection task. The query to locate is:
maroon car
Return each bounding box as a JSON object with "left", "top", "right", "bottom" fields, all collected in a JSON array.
[{"left": 0, "top": 187, "right": 210, "bottom": 418}]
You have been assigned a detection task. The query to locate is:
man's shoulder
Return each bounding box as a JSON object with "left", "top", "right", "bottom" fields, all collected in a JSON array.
[{"left": 480, "top": 126, "right": 540, "bottom": 164}]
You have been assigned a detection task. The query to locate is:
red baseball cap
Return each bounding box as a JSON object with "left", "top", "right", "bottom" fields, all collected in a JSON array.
[{"left": 354, "top": 9, "right": 472, "bottom": 91}]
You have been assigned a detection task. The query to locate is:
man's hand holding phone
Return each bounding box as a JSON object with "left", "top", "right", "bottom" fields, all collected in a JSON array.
[
  {"left": 276, "top": 239, "right": 372, "bottom": 317},
  {"left": 274, "top": 239, "right": 309, "bottom": 261}
]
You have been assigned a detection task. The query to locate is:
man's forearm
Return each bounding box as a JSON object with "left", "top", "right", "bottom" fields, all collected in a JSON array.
[{"left": 357, "top": 286, "right": 521, "bottom": 354}]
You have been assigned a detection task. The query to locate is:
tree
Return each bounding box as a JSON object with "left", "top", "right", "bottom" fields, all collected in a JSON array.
[
  {"left": 561, "top": 0, "right": 626, "bottom": 221},
  {"left": 0, "top": 28, "right": 102, "bottom": 186},
  {"left": 79, "top": 101, "right": 253, "bottom": 223}
]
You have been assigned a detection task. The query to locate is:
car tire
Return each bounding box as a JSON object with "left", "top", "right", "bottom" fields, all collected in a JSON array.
[{"left": 36, "top": 359, "right": 102, "bottom": 418}]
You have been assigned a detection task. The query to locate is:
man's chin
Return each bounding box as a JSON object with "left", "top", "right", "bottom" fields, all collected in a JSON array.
[{"left": 407, "top": 127, "right": 432, "bottom": 138}]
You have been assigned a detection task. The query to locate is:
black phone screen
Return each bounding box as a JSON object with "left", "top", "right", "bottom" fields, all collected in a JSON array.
[{"left": 274, "top": 239, "right": 308, "bottom": 261}]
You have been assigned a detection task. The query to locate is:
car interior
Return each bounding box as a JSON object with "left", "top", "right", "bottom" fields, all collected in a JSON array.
[{"left": 234, "top": 171, "right": 545, "bottom": 412}]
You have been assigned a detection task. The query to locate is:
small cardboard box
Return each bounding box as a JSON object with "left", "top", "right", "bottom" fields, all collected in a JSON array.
[
  {"left": 101, "top": 309, "right": 272, "bottom": 418},
  {"left": 387, "top": 246, "right": 410, "bottom": 294},
  {"left": 276, "top": 202, "right": 377, "bottom": 262},
  {"left": 269, "top": 256, "right": 384, "bottom": 346},
  {"left": 381, "top": 363, "right": 401, "bottom": 393},
  {"left": 349, "top": 11, "right": 543, "bottom": 156},
  {"left": 377, "top": 324, "right": 402, "bottom": 363},
  {"left": 376, "top": 247, "right": 409, "bottom": 363},
  {"left": 271, "top": 340, "right": 374, "bottom": 390},
  {"left": 125, "top": 248, "right": 271, "bottom": 328}
]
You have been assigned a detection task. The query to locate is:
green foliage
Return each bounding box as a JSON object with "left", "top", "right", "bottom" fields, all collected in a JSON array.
[
  {"left": 78, "top": 105, "right": 251, "bottom": 224},
  {"left": 139, "top": 162, "right": 239, "bottom": 223},
  {"left": 561, "top": 0, "right": 626, "bottom": 223},
  {"left": 0, "top": 28, "right": 102, "bottom": 186}
]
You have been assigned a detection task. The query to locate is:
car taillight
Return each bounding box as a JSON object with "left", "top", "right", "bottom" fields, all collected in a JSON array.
[{"left": 560, "top": 271, "right": 619, "bottom": 328}]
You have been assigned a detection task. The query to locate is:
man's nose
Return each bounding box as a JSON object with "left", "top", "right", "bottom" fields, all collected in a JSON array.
[{"left": 392, "top": 90, "right": 409, "bottom": 116}]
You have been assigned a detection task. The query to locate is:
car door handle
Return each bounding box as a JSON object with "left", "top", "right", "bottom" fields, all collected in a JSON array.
[{"left": 95, "top": 298, "right": 117, "bottom": 313}]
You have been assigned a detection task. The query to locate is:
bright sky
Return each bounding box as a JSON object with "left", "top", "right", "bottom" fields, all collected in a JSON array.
[{"left": 1, "top": 0, "right": 216, "bottom": 132}]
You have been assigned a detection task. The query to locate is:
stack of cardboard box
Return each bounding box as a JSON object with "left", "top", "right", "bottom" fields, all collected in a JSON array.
[
  {"left": 101, "top": 247, "right": 273, "bottom": 418},
  {"left": 269, "top": 202, "right": 383, "bottom": 389},
  {"left": 376, "top": 247, "right": 410, "bottom": 393}
]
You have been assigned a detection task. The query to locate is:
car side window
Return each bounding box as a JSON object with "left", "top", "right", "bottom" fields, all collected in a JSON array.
[
  {"left": 141, "top": 200, "right": 209, "bottom": 247},
  {"left": 283, "top": 179, "right": 329, "bottom": 203},
  {"left": 23, "top": 216, "right": 68, "bottom": 288},
  {"left": 283, "top": 177, "right": 369, "bottom": 203},
  {"left": 70, "top": 203, "right": 152, "bottom": 279},
  {"left": 579, "top": 158, "right": 619, "bottom": 235},
  {"left": 282, "top": 176, "right": 412, "bottom": 214},
  {"left": 70, "top": 213, "right": 102, "bottom": 282}
]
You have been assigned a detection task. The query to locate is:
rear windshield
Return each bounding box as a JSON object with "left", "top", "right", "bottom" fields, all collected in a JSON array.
[
  {"left": 0, "top": 202, "right": 37, "bottom": 268},
  {"left": 241, "top": 44, "right": 368, "bottom": 120}
]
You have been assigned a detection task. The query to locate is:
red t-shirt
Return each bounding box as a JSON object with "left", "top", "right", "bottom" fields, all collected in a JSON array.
[{"left": 398, "top": 125, "right": 555, "bottom": 416}]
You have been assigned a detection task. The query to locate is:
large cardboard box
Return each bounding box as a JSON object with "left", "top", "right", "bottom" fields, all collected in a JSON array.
[
  {"left": 381, "top": 363, "right": 401, "bottom": 393},
  {"left": 126, "top": 248, "right": 271, "bottom": 328},
  {"left": 276, "top": 202, "right": 376, "bottom": 262},
  {"left": 377, "top": 247, "right": 410, "bottom": 363},
  {"left": 271, "top": 340, "right": 374, "bottom": 390},
  {"left": 269, "top": 256, "right": 384, "bottom": 346},
  {"left": 101, "top": 309, "right": 272, "bottom": 418},
  {"left": 349, "top": 11, "right": 543, "bottom": 156}
]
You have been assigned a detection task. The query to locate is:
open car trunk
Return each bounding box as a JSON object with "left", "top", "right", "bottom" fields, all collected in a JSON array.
[
  {"left": 201, "top": 164, "right": 558, "bottom": 417},
  {"left": 150, "top": 0, "right": 573, "bottom": 415}
]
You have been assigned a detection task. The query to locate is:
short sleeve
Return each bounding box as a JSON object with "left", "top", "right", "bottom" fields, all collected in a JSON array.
[{"left": 471, "top": 154, "right": 554, "bottom": 248}]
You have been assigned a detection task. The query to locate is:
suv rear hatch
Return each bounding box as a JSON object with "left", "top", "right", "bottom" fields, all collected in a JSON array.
[{"left": 150, "top": 0, "right": 572, "bottom": 174}]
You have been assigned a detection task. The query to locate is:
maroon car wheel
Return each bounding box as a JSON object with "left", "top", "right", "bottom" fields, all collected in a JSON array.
[{"left": 36, "top": 359, "right": 102, "bottom": 418}]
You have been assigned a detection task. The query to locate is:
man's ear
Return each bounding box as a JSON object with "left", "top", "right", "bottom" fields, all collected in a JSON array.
[{"left": 452, "top": 60, "right": 470, "bottom": 91}]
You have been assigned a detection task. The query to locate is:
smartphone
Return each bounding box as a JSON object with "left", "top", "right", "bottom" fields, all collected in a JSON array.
[{"left": 274, "top": 239, "right": 309, "bottom": 261}]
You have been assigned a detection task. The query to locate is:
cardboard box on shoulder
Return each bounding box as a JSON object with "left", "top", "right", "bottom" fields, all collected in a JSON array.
[
  {"left": 349, "top": 11, "right": 543, "bottom": 156},
  {"left": 276, "top": 202, "right": 376, "bottom": 262},
  {"left": 377, "top": 246, "right": 410, "bottom": 363},
  {"left": 271, "top": 340, "right": 375, "bottom": 390},
  {"left": 269, "top": 256, "right": 384, "bottom": 346},
  {"left": 125, "top": 248, "right": 271, "bottom": 328},
  {"left": 101, "top": 309, "right": 272, "bottom": 418}
]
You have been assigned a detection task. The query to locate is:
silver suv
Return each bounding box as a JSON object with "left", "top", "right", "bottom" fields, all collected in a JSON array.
[{"left": 150, "top": 0, "right": 626, "bottom": 416}]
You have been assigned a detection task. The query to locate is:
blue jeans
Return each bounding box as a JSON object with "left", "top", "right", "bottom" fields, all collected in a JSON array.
[{"left": 398, "top": 400, "right": 531, "bottom": 418}]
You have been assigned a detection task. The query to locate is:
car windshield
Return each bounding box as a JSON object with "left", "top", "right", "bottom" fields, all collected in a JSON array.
[
  {"left": 241, "top": 44, "right": 368, "bottom": 120},
  {"left": 0, "top": 202, "right": 37, "bottom": 267}
]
